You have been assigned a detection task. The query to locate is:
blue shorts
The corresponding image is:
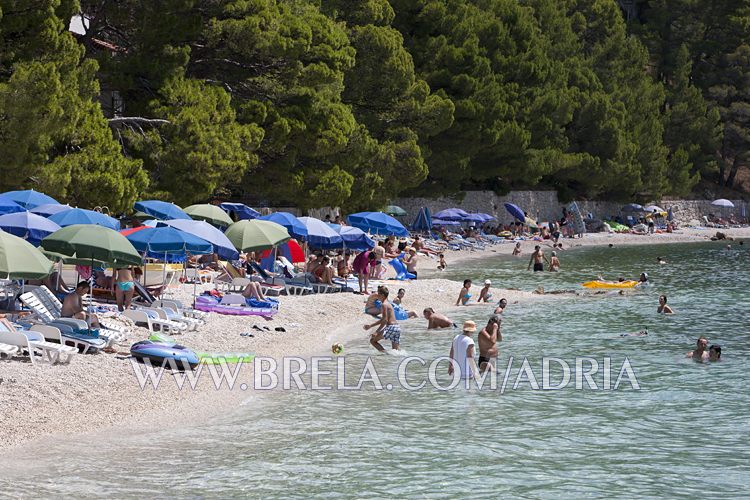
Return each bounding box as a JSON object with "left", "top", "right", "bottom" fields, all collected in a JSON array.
[{"left": 382, "top": 324, "right": 401, "bottom": 344}]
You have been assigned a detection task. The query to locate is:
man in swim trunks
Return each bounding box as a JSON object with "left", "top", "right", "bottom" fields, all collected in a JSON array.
[
  {"left": 403, "top": 247, "right": 419, "bottom": 279},
  {"left": 113, "top": 267, "right": 134, "bottom": 311},
  {"left": 657, "top": 295, "right": 674, "bottom": 314},
  {"left": 527, "top": 245, "right": 549, "bottom": 272},
  {"left": 61, "top": 281, "right": 101, "bottom": 327},
  {"left": 423, "top": 308, "right": 455, "bottom": 329},
  {"left": 477, "top": 315, "right": 502, "bottom": 372},
  {"left": 364, "top": 287, "right": 401, "bottom": 351},
  {"left": 687, "top": 336, "right": 709, "bottom": 362},
  {"left": 455, "top": 279, "right": 472, "bottom": 306},
  {"left": 478, "top": 279, "right": 493, "bottom": 302}
]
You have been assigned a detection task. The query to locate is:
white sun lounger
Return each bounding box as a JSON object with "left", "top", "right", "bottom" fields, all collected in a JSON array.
[
  {"left": 0, "top": 326, "right": 76, "bottom": 364},
  {"left": 0, "top": 342, "right": 19, "bottom": 359},
  {"left": 152, "top": 299, "right": 208, "bottom": 321},
  {"left": 122, "top": 309, "right": 186, "bottom": 334}
]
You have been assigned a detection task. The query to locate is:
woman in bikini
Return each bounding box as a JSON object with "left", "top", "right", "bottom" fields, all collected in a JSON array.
[
  {"left": 455, "top": 279, "right": 473, "bottom": 306},
  {"left": 113, "top": 267, "right": 135, "bottom": 311}
]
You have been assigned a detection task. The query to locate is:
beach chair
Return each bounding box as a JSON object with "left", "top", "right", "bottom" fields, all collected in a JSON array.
[
  {"left": 144, "top": 306, "right": 199, "bottom": 331},
  {"left": 122, "top": 309, "right": 187, "bottom": 334},
  {"left": 151, "top": 299, "right": 208, "bottom": 321},
  {"left": 0, "top": 326, "right": 76, "bottom": 364},
  {"left": 0, "top": 342, "right": 19, "bottom": 359}
]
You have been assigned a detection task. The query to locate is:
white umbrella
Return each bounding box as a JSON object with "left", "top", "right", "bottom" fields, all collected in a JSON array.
[{"left": 711, "top": 199, "right": 734, "bottom": 208}]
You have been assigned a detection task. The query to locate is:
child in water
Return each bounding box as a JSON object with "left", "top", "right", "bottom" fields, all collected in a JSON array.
[{"left": 437, "top": 253, "right": 447, "bottom": 271}]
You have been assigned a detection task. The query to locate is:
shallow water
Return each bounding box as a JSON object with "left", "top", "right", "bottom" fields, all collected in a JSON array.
[{"left": 2, "top": 242, "right": 749, "bottom": 498}]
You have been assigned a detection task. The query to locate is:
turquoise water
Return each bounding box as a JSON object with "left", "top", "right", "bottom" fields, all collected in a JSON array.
[{"left": 2, "top": 242, "right": 749, "bottom": 497}]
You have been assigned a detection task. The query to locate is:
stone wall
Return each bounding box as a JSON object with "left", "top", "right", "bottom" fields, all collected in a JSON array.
[{"left": 390, "top": 191, "right": 748, "bottom": 225}]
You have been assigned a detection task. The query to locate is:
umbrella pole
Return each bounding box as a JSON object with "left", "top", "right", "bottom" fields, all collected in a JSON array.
[
  {"left": 163, "top": 251, "right": 167, "bottom": 297},
  {"left": 87, "top": 257, "right": 92, "bottom": 335},
  {"left": 56, "top": 260, "right": 61, "bottom": 292}
]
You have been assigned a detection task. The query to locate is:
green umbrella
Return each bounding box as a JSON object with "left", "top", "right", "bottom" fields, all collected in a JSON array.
[
  {"left": 42, "top": 250, "right": 107, "bottom": 267},
  {"left": 225, "top": 220, "right": 291, "bottom": 253},
  {"left": 41, "top": 224, "right": 143, "bottom": 266},
  {"left": 0, "top": 230, "right": 54, "bottom": 279},
  {"left": 183, "top": 204, "right": 234, "bottom": 227},
  {"left": 384, "top": 205, "right": 407, "bottom": 216}
]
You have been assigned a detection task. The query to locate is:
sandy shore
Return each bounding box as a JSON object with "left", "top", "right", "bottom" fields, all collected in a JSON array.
[{"left": 1, "top": 226, "right": 748, "bottom": 451}]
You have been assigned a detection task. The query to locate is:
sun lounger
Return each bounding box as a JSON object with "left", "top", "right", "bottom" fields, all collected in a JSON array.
[
  {"left": 0, "top": 342, "right": 19, "bottom": 359},
  {"left": 143, "top": 306, "right": 198, "bottom": 331},
  {"left": 151, "top": 299, "right": 208, "bottom": 321},
  {"left": 122, "top": 309, "right": 187, "bottom": 333},
  {"left": 0, "top": 325, "right": 76, "bottom": 364}
]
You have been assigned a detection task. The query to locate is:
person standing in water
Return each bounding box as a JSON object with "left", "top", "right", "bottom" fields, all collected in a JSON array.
[
  {"left": 456, "top": 279, "right": 473, "bottom": 306},
  {"left": 113, "top": 267, "right": 134, "bottom": 311},
  {"left": 364, "top": 287, "right": 401, "bottom": 351},
  {"left": 687, "top": 336, "right": 709, "bottom": 362},
  {"left": 512, "top": 242, "right": 522, "bottom": 256},
  {"left": 527, "top": 245, "right": 549, "bottom": 272},
  {"left": 477, "top": 315, "right": 502, "bottom": 372},
  {"left": 449, "top": 320, "right": 478, "bottom": 380},
  {"left": 549, "top": 251, "right": 560, "bottom": 272},
  {"left": 494, "top": 298, "right": 508, "bottom": 315},
  {"left": 657, "top": 295, "right": 674, "bottom": 314}
]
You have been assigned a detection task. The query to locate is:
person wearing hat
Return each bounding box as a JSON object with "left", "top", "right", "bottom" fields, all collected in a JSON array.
[
  {"left": 449, "top": 320, "right": 478, "bottom": 380},
  {"left": 638, "top": 272, "right": 649, "bottom": 285},
  {"left": 478, "top": 279, "right": 493, "bottom": 303},
  {"left": 403, "top": 247, "right": 419, "bottom": 279}
]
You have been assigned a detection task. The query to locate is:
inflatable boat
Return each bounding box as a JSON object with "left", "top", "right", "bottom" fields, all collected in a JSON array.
[
  {"left": 581, "top": 280, "right": 639, "bottom": 289},
  {"left": 130, "top": 340, "right": 200, "bottom": 370}
]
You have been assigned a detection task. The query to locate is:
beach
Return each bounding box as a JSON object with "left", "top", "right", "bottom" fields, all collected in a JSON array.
[{"left": 1, "top": 226, "right": 748, "bottom": 451}]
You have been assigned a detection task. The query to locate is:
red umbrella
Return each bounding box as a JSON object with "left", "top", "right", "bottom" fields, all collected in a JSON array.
[
  {"left": 260, "top": 239, "right": 305, "bottom": 263},
  {"left": 120, "top": 226, "right": 149, "bottom": 237}
]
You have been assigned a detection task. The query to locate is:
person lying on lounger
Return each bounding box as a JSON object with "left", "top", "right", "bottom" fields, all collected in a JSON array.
[
  {"left": 242, "top": 282, "right": 267, "bottom": 301},
  {"left": 61, "top": 281, "right": 101, "bottom": 328}
]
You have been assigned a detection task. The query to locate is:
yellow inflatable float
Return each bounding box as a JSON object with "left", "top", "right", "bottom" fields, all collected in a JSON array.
[{"left": 581, "top": 280, "right": 639, "bottom": 289}]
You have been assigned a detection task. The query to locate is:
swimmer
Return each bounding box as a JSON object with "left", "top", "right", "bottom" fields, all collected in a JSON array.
[
  {"left": 423, "top": 308, "right": 455, "bottom": 329},
  {"left": 608, "top": 243, "right": 614, "bottom": 248},
  {"left": 478, "top": 280, "right": 493, "bottom": 303},
  {"left": 456, "top": 279, "right": 472, "bottom": 306},
  {"left": 527, "top": 245, "right": 549, "bottom": 272},
  {"left": 494, "top": 298, "right": 508, "bottom": 315},
  {"left": 549, "top": 251, "right": 560, "bottom": 272},
  {"left": 657, "top": 295, "right": 674, "bottom": 314},
  {"left": 726, "top": 244, "right": 732, "bottom": 250},
  {"left": 512, "top": 242, "right": 521, "bottom": 256},
  {"left": 657, "top": 256, "right": 667, "bottom": 265},
  {"left": 638, "top": 272, "right": 649, "bottom": 285},
  {"left": 620, "top": 329, "right": 648, "bottom": 337},
  {"left": 437, "top": 253, "right": 447, "bottom": 270},
  {"left": 687, "top": 336, "right": 709, "bottom": 362},
  {"left": 708, "top": 344, "right": 722, "bottom": 362}
]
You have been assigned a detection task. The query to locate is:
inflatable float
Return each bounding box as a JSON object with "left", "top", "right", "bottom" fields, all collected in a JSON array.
[
  {"left": 130, "top": 340, "right": 200, "bottom": 369},
  {"left": 194, "top": 295, "right": 277, "bottom": 317},
  {"left": 147, "top": 333, "right": 254, "bottom": 364},
  {"left": 390, "top": 258, "right": 416, "bottom": 280},
  {"left": 582, "top": 280, "right": 639, "bottom": 289}
]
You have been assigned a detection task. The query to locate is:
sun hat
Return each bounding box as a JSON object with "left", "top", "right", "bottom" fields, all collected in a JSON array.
[
  {"left": 484, "top": 279, "right": 491, "bottom": 285},
  {"left": 463, "top": 320, "right": 477, "bottom": 332}
]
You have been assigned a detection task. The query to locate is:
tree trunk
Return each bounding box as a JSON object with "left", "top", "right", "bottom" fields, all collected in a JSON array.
[{"left": 725, "top": 157, "right": 740, "bottom": 187}]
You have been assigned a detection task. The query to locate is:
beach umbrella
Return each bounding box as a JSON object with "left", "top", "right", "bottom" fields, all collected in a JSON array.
[
  {"left": 432, "top": 218, "right": 461, "bottom": 226},
  {"left": 218, "top": 202, "right": 260, "bottom": 221},
  {"left": 0, "top": 230, "right": 54, "bottom": 279},
  {"left": 183, "top": 204, "right": 233, "bottom": 227},
  {"left": 49, "top": 208, "right": 121, "bottom": 231},
  {"left": 338, "top": 226, "right": 376, "bottom": 251},
  {"left": 258, "top": 212, "right": 308, "bottom": 240},
  {"left": 30, "top": 203, "right": 73, "bottom": 217},
  {"left": 433, "top": 208, "right": 469, "bottom": 221},
  {"left": 463, "top": 213, "right": 488, "bottom": 223},
  {"left": 41, "top": 225, "right": 142, "bottom": 266},
  {"left": 347, "top": 212, "right": 409, "bottom": 237},
  {"left": 134, "top": 200, "right": 191, "bottom": 221},
  {"left": 124, "top": 227, "right": 213, "bottom": 255},
  {"left": 643, "top": 205, "right": 664, "bottom": 213},
  {"left": 475, "top": 213, "right": 496, "bottom": 222},
  {"left": 0, "top": 189, "right": 58, "bottom": 209},
  {"left": 0, "top": 212, "right": 61, "bottom": 246},
  {"left": 621, "top": 203, "right": 644, "bottom": 213},
  {"left": 711, "top": 199, "right": 734, "bottom": 208},
  {"left": 503, "top": 203, "right": 526, "bottom": 222},
  {"left": 411, "top": 207, "right": 432, "bottom": 231},
  {"left": 225, "top": 219, "right": 291, "bottom": 253},
  {"left": 259, "top": 239, "right": 305, "bottom": 263},
  {"left": 297, "top": 217, "right": 343, "bottom": 248},
  {"left": 120, "top": 226, "right": 149, "bottom": 237},
  {"left": 160, "top": 219, "right": 238, "bottom": 260},
  {"left": 384, "top": 205, "right": 407, "bottom": 216},
  {"left": 0, "top": 198, "right": 26, "bottom": 216}
]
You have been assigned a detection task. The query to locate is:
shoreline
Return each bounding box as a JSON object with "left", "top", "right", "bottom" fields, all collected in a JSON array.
[{"left": 1, "top": 226, "right": 749, "bottom": 452}]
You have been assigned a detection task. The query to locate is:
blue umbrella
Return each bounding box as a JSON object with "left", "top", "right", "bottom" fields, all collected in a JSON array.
[
  {"left": 0, "top": 189, "right": 58, "bottom": 209},
  {"left": 463, "top": 213, "right": 487, "bottom": 223},
  {"left": 503, "top": 203, "right": 526, "bottom": 222},
  {"left": 219, "top": 202, "right": 260, "bottom": 221},
  {"left": 0, "top": 198, "right": 26, "bottom": 215},
  {"left": 621, "top": 203, "right": 644, "bottom": 213},
  {"left": 0, "top": 212, "right": 61, "bottom": 245},
  {"left": 433, "top": 208, "right": 469, "bottom": 221},
  {"left": 125, "top": 227, "right": 213, "bottom": 255},
  {"left": 339, "top": 226, "right": 376, "bottom": 251},
  {"left": 432, "top": 218, "right": 461, "bottom": 226},
  {"left": 411, "top": 207, "right": 432, "bottom": 231},
  {"left": 476, "top": 213, "right": 496, "bottom": 222},
  {"left": 259, "top": 212, "right": 308, "bottom": 239},
  {"left": 347, "top": 212, "right": 409, "bottom": 237},
  {"left": 160, "top": 219, "right": 238, "bottom": 260},
  {"left": 297, "top": 217, "right": 343, "bottom": 248},
  {"left": 49, "top": 208, "right": 121, "bottom": 231},
  {"left": 30, "top": 203, "right": 73, "bottom": 217},
  {"left": 134, "top": 200, "right": 191, "bottom": 220}
]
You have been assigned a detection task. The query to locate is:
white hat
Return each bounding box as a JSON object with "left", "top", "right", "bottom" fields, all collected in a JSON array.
[{"left": 484, "top": 279, "right": 491, "bottom": 285}]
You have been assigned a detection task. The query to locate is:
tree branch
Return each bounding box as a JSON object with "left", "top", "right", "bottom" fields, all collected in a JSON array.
[{"left": 108, "top": 117, "right": 170, "bottom": 127}]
